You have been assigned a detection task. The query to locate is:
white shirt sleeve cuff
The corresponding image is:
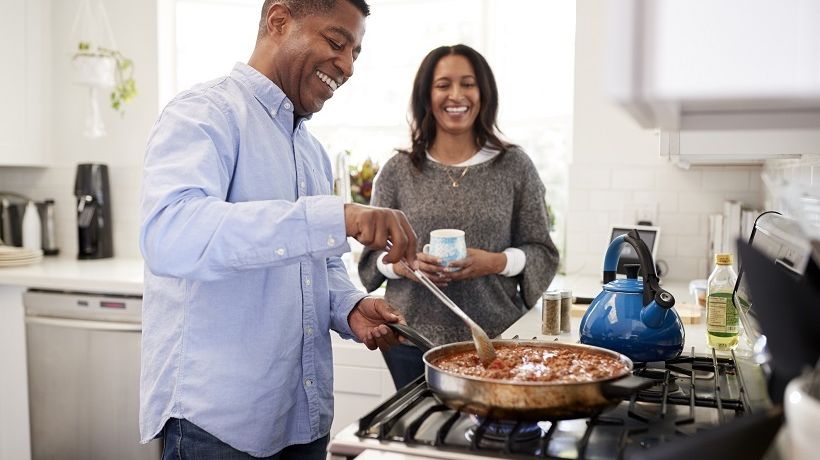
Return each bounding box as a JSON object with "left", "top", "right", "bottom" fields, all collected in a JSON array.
[
  {"left": 499, "top": 248, "right": 526, "bottom": 277},
  {"left": 377, "top": 252, "right": 402, "bottom": 279}
]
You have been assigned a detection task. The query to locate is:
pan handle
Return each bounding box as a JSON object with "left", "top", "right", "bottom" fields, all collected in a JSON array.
[
  {"left": 600, "top": 374, "right": 656, "bottom": 399},
  {"left": 386, "top": 323, "right": 436, "bottom": 352}
]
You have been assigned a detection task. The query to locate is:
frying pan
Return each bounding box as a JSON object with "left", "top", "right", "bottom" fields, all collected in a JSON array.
[{"left": 388, "top": 323, "right": 655, "bottom": 421}]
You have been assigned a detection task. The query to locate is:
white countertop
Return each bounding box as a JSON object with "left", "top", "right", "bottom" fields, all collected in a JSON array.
[{"left": 0, "top": 257, "right": 144, "bottom": 295}]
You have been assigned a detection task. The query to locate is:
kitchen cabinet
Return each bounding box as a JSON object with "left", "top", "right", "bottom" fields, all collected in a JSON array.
[
  {"left": 0, "top": 286, "right": 31, "bottom": 460},
  {"left": 330, "top": 332, "right": 395, "bottom": 437},
  {"left": 0, "top": 0, "right": 50, "bottom": 166},
  {"left": 609, "top": 0, "right": 820, "bottom": 165}
]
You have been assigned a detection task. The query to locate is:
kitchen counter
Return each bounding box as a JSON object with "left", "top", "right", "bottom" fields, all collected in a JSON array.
[
  {"left": 503, "top": 276, "right": 711, "bottom": 351},
  {"left": 0, "top": 257, "right": 144, "bottom": 294}
]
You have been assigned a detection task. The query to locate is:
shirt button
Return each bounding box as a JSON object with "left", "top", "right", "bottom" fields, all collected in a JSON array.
[
  {"left": 304, "top": 378, "right": 313, "bottom": 387},
  {"left": 284, "top": 102, "right": 292, "bottom": 110},
  {"left": 304, "top": 277, "right": 311, "bottom": 286},
  {"left": 327, "top": 236, "right": 336, "bottom": 246},
  {"left": 305, "top": 327, "right": 313, "bottom": 336},
  {"left": 275, "top": 248, "right": 285, "bottom": 256}
]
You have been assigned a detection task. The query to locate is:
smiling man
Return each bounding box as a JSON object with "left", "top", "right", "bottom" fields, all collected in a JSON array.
[{"left": 139, "top": 1, "right": 417, "bottom": 459}]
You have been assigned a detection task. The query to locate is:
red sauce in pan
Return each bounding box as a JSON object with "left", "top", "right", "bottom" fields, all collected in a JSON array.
[{"left": 432, "top": 345, "right": 629, "bottom": 383}]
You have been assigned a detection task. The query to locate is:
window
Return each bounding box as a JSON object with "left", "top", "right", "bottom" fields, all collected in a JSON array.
[{"left": 163, "top": 0, "right": 575, "bottom": 265}]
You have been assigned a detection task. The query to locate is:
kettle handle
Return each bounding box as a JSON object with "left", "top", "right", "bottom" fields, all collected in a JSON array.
[
  {"left": 603, "top": 230, "right": 675, "bottom": 309},
  {"left": 602, "top": 230, "right": 656, "bottom": 283}
]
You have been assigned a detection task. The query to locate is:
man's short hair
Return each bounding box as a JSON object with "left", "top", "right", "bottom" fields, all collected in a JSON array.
[{"left": 258, "top": 0, "right": 370, "bottom": 40}]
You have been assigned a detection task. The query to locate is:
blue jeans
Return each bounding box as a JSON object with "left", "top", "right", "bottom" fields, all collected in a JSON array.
[
  {"left": 381, "top": 343, "right": 425, "bottom": 390},
  {"left": 161, "top": 418, "right": 328, "bottom": 460}
]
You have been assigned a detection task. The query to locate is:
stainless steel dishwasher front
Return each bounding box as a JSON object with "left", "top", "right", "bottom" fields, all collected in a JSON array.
[{"left": 24, "top": 289, "right": 162, "bottom": 460}]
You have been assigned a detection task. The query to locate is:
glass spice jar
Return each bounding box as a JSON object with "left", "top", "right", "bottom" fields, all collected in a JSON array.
[
  {"left": 542, "top": 291, "right": 561, "bottom": 335},
  {"left": 560, "top": 290, "right": 573, "bottom": 333}
]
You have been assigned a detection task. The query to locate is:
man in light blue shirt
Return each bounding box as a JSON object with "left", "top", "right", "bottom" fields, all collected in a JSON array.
[{"left": 139, "top": 1, "right": 416, "bottom": 458}]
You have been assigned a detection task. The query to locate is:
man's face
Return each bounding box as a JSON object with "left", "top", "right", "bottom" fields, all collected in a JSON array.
[{"left": 278, "top": 2, "right": 365, "bottom": 116}]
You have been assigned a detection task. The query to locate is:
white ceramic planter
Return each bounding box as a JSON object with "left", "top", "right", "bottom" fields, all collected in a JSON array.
[{"left": 72, "top": 54, "right": 115, "bottom": 88}]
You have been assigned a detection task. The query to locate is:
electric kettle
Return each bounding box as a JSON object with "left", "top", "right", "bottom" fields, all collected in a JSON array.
[{"left": 579, "top": 229, "right": 685, "bottom": 362}]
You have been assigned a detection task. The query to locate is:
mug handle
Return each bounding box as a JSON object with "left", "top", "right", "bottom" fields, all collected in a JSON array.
[{"left": 422, "top": 243, "right": 431, "bottom": 254}]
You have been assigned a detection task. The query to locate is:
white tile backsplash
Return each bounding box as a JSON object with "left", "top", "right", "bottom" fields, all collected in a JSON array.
[
  {"left": 0, "top": 165, "right": 144, "bottom": 260},
  {"left": 566, "top": 163, "right": 764, "bottom": 281}
]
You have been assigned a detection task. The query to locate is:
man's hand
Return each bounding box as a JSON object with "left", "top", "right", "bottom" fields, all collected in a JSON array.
[
  {"left": 348, "top": 296, "right": 405, "bottom": 351},
  {"left": 344, "top": 203, "right": 417, "bottom": 265},
  {"left": 444, "top": 248, "right": 507, "bottom": 282}
]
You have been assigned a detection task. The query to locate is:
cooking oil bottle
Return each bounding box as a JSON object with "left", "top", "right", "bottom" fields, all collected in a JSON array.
[{"left": 706, "top": 253, "right": 739, "bottom": 350}]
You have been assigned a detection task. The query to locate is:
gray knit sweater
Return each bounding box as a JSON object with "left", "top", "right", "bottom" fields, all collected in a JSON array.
[{"left": 358, "top": 147, "right": 559, "bottom": 345}]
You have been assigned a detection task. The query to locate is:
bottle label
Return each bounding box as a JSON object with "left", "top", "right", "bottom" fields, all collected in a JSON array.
[{"left": 706, "top": 292, "right": 739, "bottom": 333}]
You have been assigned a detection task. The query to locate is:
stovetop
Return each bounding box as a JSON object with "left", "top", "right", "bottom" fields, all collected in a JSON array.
[{"left": 329, "top": 348, "right": 781, "bottom": 460}]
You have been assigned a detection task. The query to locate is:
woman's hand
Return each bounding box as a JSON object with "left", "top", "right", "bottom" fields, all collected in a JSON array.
[
  {"left": 394, "top": 251, "right": 450, "bottom": 287},
  {"left": 445, "top": 248, "right": 507, "bottom": 282}
]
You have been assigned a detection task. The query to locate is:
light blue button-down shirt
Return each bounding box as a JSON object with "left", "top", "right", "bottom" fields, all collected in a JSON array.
[{"left": 139, "top": 63, "right": 366, "bottom": 456}]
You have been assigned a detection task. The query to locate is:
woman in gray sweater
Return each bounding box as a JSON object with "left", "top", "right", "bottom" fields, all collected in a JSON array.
[{"left": 358, "top": 44, "right": 559, "bottom": 389}]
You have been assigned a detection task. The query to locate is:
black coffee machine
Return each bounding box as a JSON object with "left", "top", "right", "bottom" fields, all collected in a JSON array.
[{"left": 74, "top": 163, "right": 113, "bottom": 259}]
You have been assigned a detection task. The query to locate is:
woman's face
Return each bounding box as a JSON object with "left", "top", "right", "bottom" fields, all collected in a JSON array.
[{"left": 429, "top": 54, "right": 481, "bottom": 138}]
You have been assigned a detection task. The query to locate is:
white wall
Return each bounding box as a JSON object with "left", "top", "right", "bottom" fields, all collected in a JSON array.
[
  {"left": 566, "top": 0, "right": 764, "bottom": 281},
  {"left": 0, "top": 0, "right": 159, "bottom": 259}
]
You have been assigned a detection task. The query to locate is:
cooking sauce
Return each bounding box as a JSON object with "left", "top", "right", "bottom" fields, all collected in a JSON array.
[{"left": 432, "top": 345, "right": 629, "bottom": 383}]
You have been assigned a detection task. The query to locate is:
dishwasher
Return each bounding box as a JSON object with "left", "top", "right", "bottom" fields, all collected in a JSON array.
[{"left": 24, "top": 289, "right": 162, "bottom": 460}]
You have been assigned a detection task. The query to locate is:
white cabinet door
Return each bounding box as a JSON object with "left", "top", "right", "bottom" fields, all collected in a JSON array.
[
  {"left": 0, "top": 286, "right": 31, "bottom": 460},
  {"left": 0, "top": 0, "right": 49, "bottom": 166},
  {"left": 331, "top": 333, "right": 395, "bottom": 437}
]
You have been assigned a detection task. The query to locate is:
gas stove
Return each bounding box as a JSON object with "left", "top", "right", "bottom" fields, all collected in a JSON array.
[{"left": 329, "top": 348, "right": 781, "bottom": 460}]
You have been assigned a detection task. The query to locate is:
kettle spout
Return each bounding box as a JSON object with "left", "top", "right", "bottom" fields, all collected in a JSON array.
[{"left": 640, "top": 302, "right": 668, "bottom": 328}]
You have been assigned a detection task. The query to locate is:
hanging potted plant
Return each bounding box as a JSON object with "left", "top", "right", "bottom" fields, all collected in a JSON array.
[
  {"left": 69, "top": 0, "right": 138, "bottom": 138},
  {"left": 72, "top": 41, "right": 137, "bottom": 114}
]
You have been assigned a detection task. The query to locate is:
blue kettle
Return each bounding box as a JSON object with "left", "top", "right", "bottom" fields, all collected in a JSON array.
[{"left": 579, "top": 229, "right": 684, "bottom": 362}]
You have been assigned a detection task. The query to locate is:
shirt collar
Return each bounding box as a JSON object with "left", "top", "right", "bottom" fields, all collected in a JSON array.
[{"left": 230, "top": 62, "right": 313, "bottom": 123}]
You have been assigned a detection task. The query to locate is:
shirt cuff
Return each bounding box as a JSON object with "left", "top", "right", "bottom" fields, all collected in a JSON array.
[
  {"left": 376, "top": 252, "right": 402, "bottom": 279},
  {"left": 499, "top": 248, "right": 526, "bottom": 277},
  {"left": 332, "top": 291, "right": 368, "bottom": 341},
  {"left": 304, "top": 195, "right": 348, "bottom": 256}
]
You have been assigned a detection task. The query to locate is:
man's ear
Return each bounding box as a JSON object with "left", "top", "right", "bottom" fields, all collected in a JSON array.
[{"left": 264, "top": 3, "right": 291, "bottom": 37}]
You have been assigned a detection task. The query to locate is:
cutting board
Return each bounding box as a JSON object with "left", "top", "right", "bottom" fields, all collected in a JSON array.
[{"left": 571, "top": 302, "right": 703, "bottom": 325}]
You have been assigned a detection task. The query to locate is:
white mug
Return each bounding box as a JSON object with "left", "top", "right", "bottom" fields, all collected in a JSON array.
[{"left": 423, "top": 229, "right": 467, "bottom": 272}]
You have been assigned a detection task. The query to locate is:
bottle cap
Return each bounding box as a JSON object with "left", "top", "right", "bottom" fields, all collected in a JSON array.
[{"left": 715, "top": 253, "right": 733, "bottom": 265}]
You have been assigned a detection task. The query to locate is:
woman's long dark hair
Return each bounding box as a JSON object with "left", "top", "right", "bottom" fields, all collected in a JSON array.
[{"left": 399, "top": 44, "right": 513, "bottom": 171}]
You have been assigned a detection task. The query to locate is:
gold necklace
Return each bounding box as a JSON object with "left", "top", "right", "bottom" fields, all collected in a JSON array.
[{"left": 445, "top": 166, "right": 470, "bottom": 187}]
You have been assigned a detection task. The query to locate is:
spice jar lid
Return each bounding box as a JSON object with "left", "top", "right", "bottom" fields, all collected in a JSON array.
[
  {"left": 543, "top": 291, "right": 561, "bottom": 300},
  {"left": 560, "top": 290, "right": 572, "bottom": 299}
]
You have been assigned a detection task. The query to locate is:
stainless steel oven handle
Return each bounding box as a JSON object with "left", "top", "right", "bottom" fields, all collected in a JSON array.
[{"left": 25, "top": 316, "right": 142, "bottom": 332}]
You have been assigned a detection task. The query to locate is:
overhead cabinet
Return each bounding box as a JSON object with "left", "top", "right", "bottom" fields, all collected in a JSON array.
[
  {"left": 0, "top": 0, "right": 50, "bottom": 166},
  {"left": 609, "top": 0, "right": 820, "bottom": 165}
]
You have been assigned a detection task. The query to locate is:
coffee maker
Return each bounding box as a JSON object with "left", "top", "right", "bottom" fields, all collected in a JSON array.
[{"left": 74, "top": 163, "right": 113, "bottom": 259}]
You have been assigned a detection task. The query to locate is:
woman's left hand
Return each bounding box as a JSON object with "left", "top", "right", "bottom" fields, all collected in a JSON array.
[{"left": 444, "top": 248, "right": 507, "bottom": 282}]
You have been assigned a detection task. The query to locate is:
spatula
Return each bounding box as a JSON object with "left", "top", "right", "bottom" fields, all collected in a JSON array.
[{"left": 385, "top": 241, "right": 497, "bottom": 366}]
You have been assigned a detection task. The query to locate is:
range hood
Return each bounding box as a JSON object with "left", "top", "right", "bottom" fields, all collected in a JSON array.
[{"left": 609, "top": 0, "right": 820, "bottom": 165}]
